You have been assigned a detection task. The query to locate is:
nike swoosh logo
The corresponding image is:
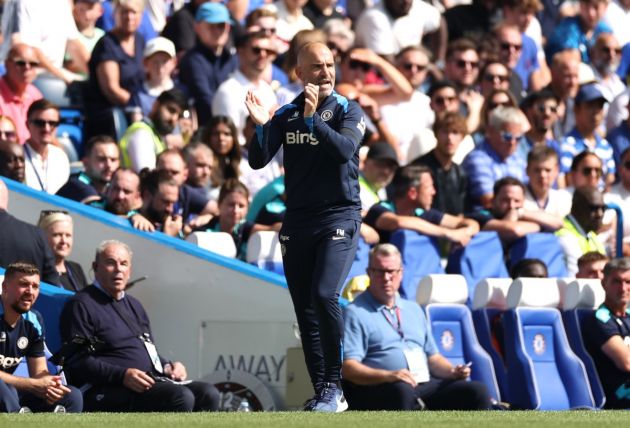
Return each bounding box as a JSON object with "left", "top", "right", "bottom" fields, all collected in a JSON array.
[{"left": 288, "top": 116, "right": 299, "bottom": 122}]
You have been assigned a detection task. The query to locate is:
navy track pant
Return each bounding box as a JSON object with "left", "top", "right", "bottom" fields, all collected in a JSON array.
[
  {"left": 0, "top": 378, "right": 83, "bottom": 413},
  {"left": 280, "top": 218, "right": 360, "bottom": 389}
]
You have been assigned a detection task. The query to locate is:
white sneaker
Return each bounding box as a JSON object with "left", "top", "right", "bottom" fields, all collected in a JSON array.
[{"left": 312, "top": 383, "right": 348, "bottom": 413}]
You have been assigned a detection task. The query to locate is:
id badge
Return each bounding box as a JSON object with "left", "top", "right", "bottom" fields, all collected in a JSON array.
[
  {"left": 403, "top": 344, "right": 430, "bottom": 383},
  {"left": 142, "top": 339, "right": 164, "bottom": 373}
]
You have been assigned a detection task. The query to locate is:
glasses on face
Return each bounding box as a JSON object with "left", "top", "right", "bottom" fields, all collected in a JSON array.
[
  {"left": 484, "top": 74, "right": 509, "bottom": 83},
  {"left": 29, "top": 119, "right": 60, "bottom": 129},
  {"left": 455, "top": 59, "right": 479, "bottom": 69},
  {"left": 536, "top": 104, "right": 558, "bottom": 114},
  {"left": 38, "top": 209, "right": 69, "bottom": 223},
  {"left": 500, "top": 42, "right": 522, "bottom": 52},
  {"left": 368, "top": 267, "right": 402, "bottom": 276},
  {"left": 251, "top": 46, "right": 276, "bottom": 56},
  {"left": 11, "top": 59, "right": 40, "bottom": 68},
  {"left": 348, "top": 59, "right": 371, "bottom": 72},
  {"left": 489, "top": 101, "right": 511, "bottom": 110},
  {"left": 434, "top": 95, "right": 457, "bottom": 105},
  {"left": 501, "top": 131, "right": 522, "bottom": 142},
  {"left": 581, "top": 166, "right": 603, "bottom": 177},
  {"left": 600, "top": 46, "right": 622, "bottom": 55},
  {"left": 259, "top": 27, "right": 276, "bottom": 35},
  {"left": 402, "top": 62, "right": 427, "bottom": 72}
]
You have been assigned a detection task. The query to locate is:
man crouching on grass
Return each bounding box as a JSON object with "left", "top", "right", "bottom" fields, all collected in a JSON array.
[{"left": 0, "top": 262, "right": 82, "bottom": 412}]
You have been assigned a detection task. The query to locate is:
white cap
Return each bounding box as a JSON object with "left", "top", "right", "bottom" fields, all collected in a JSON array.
[{"left": 143, "top": 37, "right": 176, "bottom": 59}]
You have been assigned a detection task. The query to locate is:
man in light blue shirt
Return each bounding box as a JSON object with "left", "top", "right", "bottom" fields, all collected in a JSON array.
[
  {"left": 462, "top": 106, "right": 527, "bottom": 209},
  {"left": 342, "top": 244, "right": 491, "bottom": 410}
]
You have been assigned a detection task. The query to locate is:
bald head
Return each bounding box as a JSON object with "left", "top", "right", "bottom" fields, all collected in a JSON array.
[
  {"left": 296, "top": 42, "right": 336, "bottom": 98},
  {"left": 0, "top": 180, "right": 8, "bottom": 210},
  {"left": 8, "top": 43, "right": 37, "bottom": 60}
]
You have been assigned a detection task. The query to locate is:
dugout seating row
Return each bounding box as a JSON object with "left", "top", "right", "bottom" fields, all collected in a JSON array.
[{"left": 416, "top": 273, "right": 605, "bottom": 410}]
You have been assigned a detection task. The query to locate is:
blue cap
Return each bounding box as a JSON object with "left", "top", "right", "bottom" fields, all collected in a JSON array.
[
  {"left": 195, "top": 2, "right": 231, "bottom": 24},
  {"left": 575, "top": 83, "right": 609, "bottom": 104}
]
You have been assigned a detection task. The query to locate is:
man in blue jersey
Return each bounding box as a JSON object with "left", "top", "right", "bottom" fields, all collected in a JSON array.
[
  {"left": 0, "top": 262, "right": 82, "bottom": 412},
  {"left": 245, "top": 42, "right": 365, "bottom": 412}
]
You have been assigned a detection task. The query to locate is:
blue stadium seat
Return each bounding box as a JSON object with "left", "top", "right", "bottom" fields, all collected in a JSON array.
[
  {"left": 446, "top": 232, "right": 509, "bottom": 301},
  {"left": 246, "top": 231, "right": 284, "bottom": 275},
  {"left": 561, "top": 279, "right": 607, "bottom": 409},
  {"left": 390, "top": 230, "right": 443, "bottom": 301},
  {"left": 503, "top": 307, "right": 595, "bottom": 409},
  {"left": 509, "top": 233, "right": 568, "bottom": 278},
  {"left": 33, "top": 75, "right": 71, "bottom": 107},
  {"left": 470, "top": 277, "right": 513, "bottom": 401},
  {"left": 419, "top": 274, "right": 502, "bottom": 401},
  {"left": 111, "top": 107, "right": 129, "bottom": 143},
  {"left": 58, "top": 108, "right": 85, "bottom": 158}
]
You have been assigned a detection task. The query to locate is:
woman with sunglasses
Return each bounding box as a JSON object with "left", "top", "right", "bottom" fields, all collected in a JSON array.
[
  {"left": 84, "top": 0, "right": 146, "bottom": 139},
  {"left": 37, "top": 211, "right": 88, "bottom": 292}
]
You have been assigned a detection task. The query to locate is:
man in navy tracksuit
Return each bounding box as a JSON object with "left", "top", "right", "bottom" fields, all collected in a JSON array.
[{"left": 246, "top": 42, "right": 365, "bottom": 412}]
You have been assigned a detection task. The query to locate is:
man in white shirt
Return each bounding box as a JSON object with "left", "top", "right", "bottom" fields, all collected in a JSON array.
[
  {"left": 23, "top": 99, "right": 70, "bottom": 194},
  {"left": 212, "top": 31, "right": 278, "bottom": 144},
  {"left": 354, "top": 0, "right": 442, "bottom": 59},
  {"left": 524, "top": 145, "right": 572, "bottom": 218}
]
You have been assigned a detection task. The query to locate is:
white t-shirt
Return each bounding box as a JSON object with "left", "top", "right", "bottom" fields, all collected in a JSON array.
[
  {"left": 523, "top": 187, "right": 572, "bottom": 219},
  {"left": 9, "top": 0, "right": 81, "bottom": 68},
  {"left": 380, "top": 91, "right": 434, "bottom": 164},
  {"left": 355, "top": 0, "right": 441, "bottom": 56},
  {"left": 212, "top": 70, "right": 277, "bottom": 145},
  {"left": 272, "top": 1, "right": 314, "bottom": 44},
  {"left": 24, "top": 142, "right": 70, "bottom": 194},
  {"left": 603, "top": 0, "right": 630, "bottom": 46}
]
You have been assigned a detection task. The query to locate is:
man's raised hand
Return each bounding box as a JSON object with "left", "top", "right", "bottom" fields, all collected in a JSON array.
[
  {"left": 304, "top": 83, "right": 319, "bottom": 117},
  {"left": 245, "top": 90, "right": 270, "bottom": 125}
]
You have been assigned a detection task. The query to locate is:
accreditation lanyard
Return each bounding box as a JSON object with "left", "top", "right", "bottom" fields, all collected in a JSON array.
[
  {"left": 24, "top": 144, "right": 47, "bottom": 192},
  {"left": 381, "top": 306, "right": 404, "bottom": 339},
  {"left": 64, "top": 262, "right": 80, "bottom": 292}
]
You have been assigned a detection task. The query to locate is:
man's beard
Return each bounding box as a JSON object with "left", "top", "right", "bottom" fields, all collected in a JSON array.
[
  {"left": 154, "top": 119, "right": 175, "bottom": 136},
  {"left": 11, "top": 302, "right": 28, "bottom": 315}
]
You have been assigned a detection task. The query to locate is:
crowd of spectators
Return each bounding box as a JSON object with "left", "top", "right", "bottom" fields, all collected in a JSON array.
[{"left": 1, "top": 0, "right": 630, "bottom": 412}]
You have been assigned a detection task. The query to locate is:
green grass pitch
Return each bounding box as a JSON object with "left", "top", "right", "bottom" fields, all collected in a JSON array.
[{"left": 1, "top": 411, "right": 628, "bottom": 428}]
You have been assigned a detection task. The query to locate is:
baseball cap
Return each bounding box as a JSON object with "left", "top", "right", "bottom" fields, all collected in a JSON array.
[
  {"left": 575, "top": 83, "right": 609, "bottom": 104},
  {"left": 367, "top": 143, "right": 399, "bottom": 166},
  {"left": 143, "top": 37, "right": 176, "bottom": 59},
  {"left": 195, "top": 2, "right": 231, "bottom": 24}
]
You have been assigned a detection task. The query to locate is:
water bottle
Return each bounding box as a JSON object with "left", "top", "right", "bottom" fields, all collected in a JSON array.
[{"left": 237, "top": 398, "right": 252, "bottom": 412}]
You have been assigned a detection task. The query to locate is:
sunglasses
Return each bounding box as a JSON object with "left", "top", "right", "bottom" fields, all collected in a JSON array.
[
  {"left": 348, "top": 60, "right": 371, "bottom": 72},
  {"left": 434, "top": 95, "right": 457, "bottom": 105},
  {"left": 12, "top": 59, "right": 40, "bottom": 68},
  {"left": 484, "top": 74, "right": 509, "bottom": 83},
  {"left": 455, "top": 59, "right": 479, "bottom": 69},
  {"left": 600, "top": 47, "right": 622, "bottom": 55},
  {"left": 581, "top": 166, "right": 603, "bottom": 177},
  {"left": 251, "top": 46, "right": 276, "bottom": 56},
  {"left": 501, "top": 131, "right": 522, "bottom": 142},
  {"left": 500, "top": 42, "right": 522, "bottom": 52},
  {"left": 29, "top": 119, "right": 60, "bottom": 129},
  {"left": 536, "top": 104, "right": 558, "bottom": 114},
  {"left": 402, "top": 62, "right": 427, "bottom": 72},
  {"left": 38, "top": 209, "right": 69, "bottom": 223},
  {"left": 489, "top": 101, "right": 511, "bottom": 110}
]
